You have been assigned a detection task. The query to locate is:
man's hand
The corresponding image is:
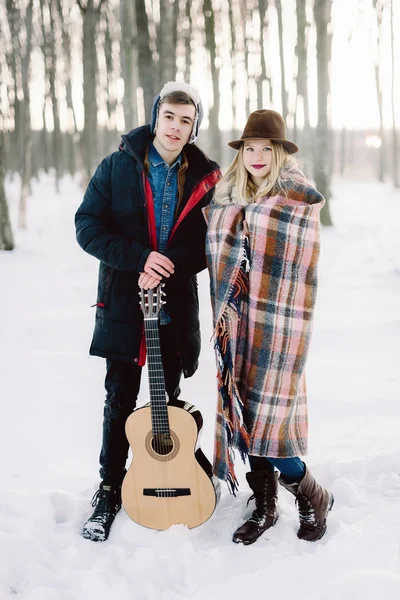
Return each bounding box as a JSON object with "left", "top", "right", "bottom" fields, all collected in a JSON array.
[
  {"left": 143, "top": 251, "right": 174, "bottom": 280},
  {"left": 139, "top": 252, "right": 174, "bottom": 289},
  {"left": 139, "top": 272, "right": 162, "bottom": 290}
]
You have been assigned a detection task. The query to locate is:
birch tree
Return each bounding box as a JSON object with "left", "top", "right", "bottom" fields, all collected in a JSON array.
[
  {"left": 389, "top": 0, "right": 398, "bottom": 187},
  {"left": 157, "top": 0, "right": 177, "bottom": 90},
  {"left": 5, "top": 0, "right": 23, "bottom": 174},
  {"left": 314, "top": 0, "right": 333, "bottom": 226},
  {"left": 184, "top": 0, "right": 192, "bottom": 84},
  {"left": 136, "top": 0, "right": 153, "bottom": 122},
  {"left": 204, "top": 0, "right": 221, "bottom": 162},
  {"left": 295, "top": 0, "right": 311, "bottom": 172},
  {"left": 39, "top": 0, "right": 50, "bottom": 174},
  {"left": 120, "top": 0, "right": 139, "bottom": 130},
  {"left": 276, "top": 0, "right": 288, "bottom": 120},
  {"left": 49, "top": 0, "right": 62, "bottom": 189},
  {"left": 40, "top": 0, "right": 62, "bottom": 190},
  {"left": 373, "top": 0, "right": 385, "bottom": 182},
  {"left": 257, "top": 0, "right": 273, "bottom": 109},
  {"left": 76, "top": 0, "right": 105, "bottom": 187},
  {"left": 228, "top": 0, "right": 239, "bottom": 134},
  {"left": 56, "top": 0, "right": 78, "bottom": 175},
  {"left": 19, "top": 0, "right": 34, "bottom": 229},
  {"left": 0, "top": 129, "right": 14, "bottom": 250}
]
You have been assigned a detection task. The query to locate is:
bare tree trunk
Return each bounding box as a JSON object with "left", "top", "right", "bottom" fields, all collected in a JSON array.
[
  {"left": 6, "top": 0, "right": 23, "bottom": 172},
  {"left": 243, "top": 0, "right": 251, "bottom": 117},
  {"left": 390, "top": 0, "right": 399, "bottom": 188},
  {"left": 276, "top": 0, "right": 288, "bottom": 121},
  {"left": 158, "top": 0, "right": 176, "bottom": 86},
  {"left": 204, "top": 0, "right": 221, "bottom": 162},
  {"left": 228, "top": 0, "right": 238, "bottom": 134},
  {"left": 104, "top": 12, "right": 113, "bottom": 126},
  {"left": 295, "top": 0, "right": 311, "bottom": 173},
  {"left": 40, "top": 0, "right": 51, "bottom": 176},
  {"left": 49, "top": 0, "right": 62, "bottom": 191},
  {"left": 339, "top": 126, "right": 346, "bottom": 177},
  {"left": 257, "top": 0, "right": 272, "bottom": 109},
  {"left": 104, "top": 9, "right": 119, "bottom": 150},
  {"left": 58, "top": 0, "right": 78, "bottom": 130},
  {"left": 56, "top": 0, "right": 77, "bottom": 176},
  {"left": 172, "top": 0, "right": 180, "bottom": 70},
  {"left": 373, "top": 0, "right": 385, "bottom": 182},
  {"left": 41, "top": 104, "right": 50, "bottom": 175},
  {"left": 136, "top": 0, "right": 154, "bottom": 121},
  {"left": 184, "top": 0, "right": 192, "bottom": 83},
  {"left": 77, "top": 0, "right": 104, "bottom": 188},
  {"left": 82, "top": 0, "right": 98, "bottom": 182},
  {"left": 19, "top": 0, "right": 34, "bottom": 229},
  {"left": 314, "top": 0, "right": 333, "bottom": 226},
  {"left": 0, "top": 130, "right": 14, "bottom": 250},
  {"left": 2, "top": 131, "right": 11, "bottom": 177},
  {"left": 120, "top": 0, "right": 138, "bottom": 131}
]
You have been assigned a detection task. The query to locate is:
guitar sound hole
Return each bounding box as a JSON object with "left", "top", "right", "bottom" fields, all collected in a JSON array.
[{"left": 151, "top": 434, "right": 174, "bottom": 456}]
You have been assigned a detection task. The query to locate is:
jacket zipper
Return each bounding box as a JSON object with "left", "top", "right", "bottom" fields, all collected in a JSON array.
[{"left": 91, "top": 267, "right": 114, "bottom": 308}]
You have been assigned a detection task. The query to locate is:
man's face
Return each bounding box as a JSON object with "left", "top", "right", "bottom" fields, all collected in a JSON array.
[{"left": 154, "top": 102, "right": 196, "bottom": 153}]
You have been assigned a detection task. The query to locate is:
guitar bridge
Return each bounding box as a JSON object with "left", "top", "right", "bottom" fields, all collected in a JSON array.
[{"left": 143, "top": 488, "right": 191, "bottom": 497}]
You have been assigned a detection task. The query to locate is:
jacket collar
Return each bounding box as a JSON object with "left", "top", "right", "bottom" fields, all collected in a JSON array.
[{"left": 148, "top": 142, "right": 182, "bottom": 169}]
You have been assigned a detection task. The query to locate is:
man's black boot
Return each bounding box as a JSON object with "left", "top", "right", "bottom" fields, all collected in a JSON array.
[{"left": 81, "top": 482, "right": 122, "bottom": 542}]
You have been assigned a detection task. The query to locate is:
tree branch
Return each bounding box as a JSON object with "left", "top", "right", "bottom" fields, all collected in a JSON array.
[
  {"left": 97, "top": 0, "right": 107, "bottom": 13},
  {"left": 76, "top": 0, "right": 85, "bottom": 15}
]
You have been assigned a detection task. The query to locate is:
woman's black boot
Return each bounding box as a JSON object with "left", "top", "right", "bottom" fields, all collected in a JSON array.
[{"left": 232, "top": 471, "right": 279, "bottom": 545}]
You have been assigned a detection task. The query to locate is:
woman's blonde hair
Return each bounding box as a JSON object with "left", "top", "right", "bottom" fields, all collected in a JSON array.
[{"left": 214, "top": 140, "right": 297, "bottom": 205}]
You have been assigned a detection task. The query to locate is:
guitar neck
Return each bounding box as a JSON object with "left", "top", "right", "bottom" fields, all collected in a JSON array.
[{"left": 144, "top": 318, "right": 170, "bottom": 437}]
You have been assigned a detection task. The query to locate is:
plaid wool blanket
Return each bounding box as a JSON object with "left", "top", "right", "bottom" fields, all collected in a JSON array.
[{"left": 203, "top": 169, "right": 325, "bottom": 492}]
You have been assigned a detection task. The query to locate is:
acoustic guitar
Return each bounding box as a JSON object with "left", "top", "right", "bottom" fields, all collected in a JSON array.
[{"left": 122, "top": 286, "right": 220, "bottom": 530}]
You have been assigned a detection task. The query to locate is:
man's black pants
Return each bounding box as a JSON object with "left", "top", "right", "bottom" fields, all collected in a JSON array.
[{"left": 99, "top": 324, "right": 182, "bottom": 486}]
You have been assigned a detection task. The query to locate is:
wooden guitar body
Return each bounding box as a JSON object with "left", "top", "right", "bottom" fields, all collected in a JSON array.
[
  {"left": 121, "top": 287, "right": 219, "bottom": 531},
  {"left": 122, "top": 398, "right": 220, "bottom": 530}
]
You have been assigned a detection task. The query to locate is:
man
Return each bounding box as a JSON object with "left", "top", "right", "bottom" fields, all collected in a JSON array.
[{"left": 75, "top": 82, "right": 221, "bottom": 542}]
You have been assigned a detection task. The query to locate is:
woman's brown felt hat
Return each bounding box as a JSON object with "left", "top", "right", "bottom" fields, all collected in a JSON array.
[{"left": 228, "top": 109, "right": 299, "bottom": 154}]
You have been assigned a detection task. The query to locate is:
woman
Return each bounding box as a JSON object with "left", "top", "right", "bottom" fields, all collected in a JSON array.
[{"left": 204, "top": 109, "right": 333, "bottom": 545}]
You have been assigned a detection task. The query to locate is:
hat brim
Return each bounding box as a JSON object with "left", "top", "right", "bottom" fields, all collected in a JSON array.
[{"left": 228, "top": 137, "right": 299, "bottom": 154}]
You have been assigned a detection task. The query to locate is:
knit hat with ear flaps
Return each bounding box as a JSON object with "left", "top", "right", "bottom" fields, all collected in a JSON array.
[
  {"left": 228, "top": 109, "right": 299, "bottom": 154},
  {"left": 150, "top": 81, "right": 204, "bottom": 144}
]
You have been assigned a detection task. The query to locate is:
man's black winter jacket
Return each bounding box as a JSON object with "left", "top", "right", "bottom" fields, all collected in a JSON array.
[{"left": 75, "top": 125, "right": 220, "bottom": 377}]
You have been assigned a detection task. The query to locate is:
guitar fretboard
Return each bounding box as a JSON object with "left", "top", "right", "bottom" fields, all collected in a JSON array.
[{"left": 144, "top": 318, "right": 170, "bottom": 436}]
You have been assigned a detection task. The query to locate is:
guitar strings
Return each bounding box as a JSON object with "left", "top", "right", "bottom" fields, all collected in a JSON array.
[
  {"left": 145, "top": 290, "right": 171, "bottom": 499},
  {"left": 146, "top": 317, "right": 164, "bottom": 497}
]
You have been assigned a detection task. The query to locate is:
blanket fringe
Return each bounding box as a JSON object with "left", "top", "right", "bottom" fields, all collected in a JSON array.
[{"left": 213, "top": 248, "right": 251, "bottom": 492}]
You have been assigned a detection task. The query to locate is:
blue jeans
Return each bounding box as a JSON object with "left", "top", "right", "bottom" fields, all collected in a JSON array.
[{"left": 249, "top": 454, "right": 305, "bottom": 483}]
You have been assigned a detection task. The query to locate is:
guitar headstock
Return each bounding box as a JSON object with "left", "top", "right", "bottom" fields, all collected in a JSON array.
[{"left": 140, "top": 286, "right": 165, "bottom": 320}]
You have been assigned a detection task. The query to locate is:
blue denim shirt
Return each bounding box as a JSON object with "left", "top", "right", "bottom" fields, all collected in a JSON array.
[
  {"left": 148, "top": 143, "right": 181, "bottom": 252},
  {"left": 148, "top": 143, "right": 182, "bottom": 324}
]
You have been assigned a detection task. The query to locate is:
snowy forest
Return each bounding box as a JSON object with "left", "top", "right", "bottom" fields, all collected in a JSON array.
[
  {"left": 0, "top": 0, "right": 399, "bottom": 243},
  {"left": 1, "top": 1, "right": 400, "bottom": 599}
]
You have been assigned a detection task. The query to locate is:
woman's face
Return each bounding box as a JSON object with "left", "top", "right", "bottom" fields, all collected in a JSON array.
[{"left": 242, "top": 138, "right": 273, "bottom": 187}]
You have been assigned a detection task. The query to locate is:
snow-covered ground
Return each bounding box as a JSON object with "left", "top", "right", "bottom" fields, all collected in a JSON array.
[{"left": 1, "top": 174, "right": 399, "bottom": 600}]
